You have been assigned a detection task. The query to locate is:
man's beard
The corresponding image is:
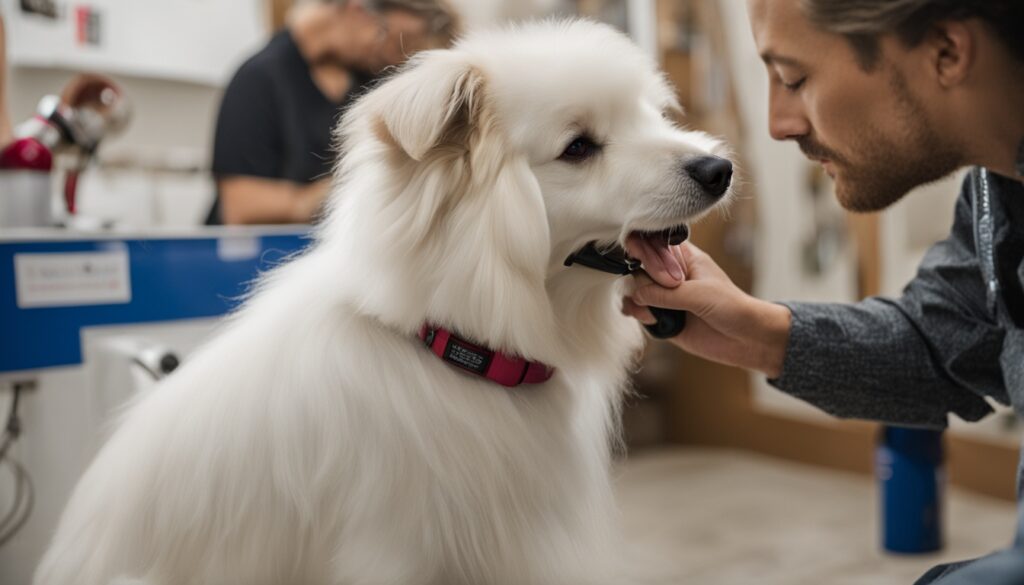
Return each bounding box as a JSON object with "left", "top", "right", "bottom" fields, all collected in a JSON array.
[{"left": 799, "top": 69, "right": 963, "bottom": 213}]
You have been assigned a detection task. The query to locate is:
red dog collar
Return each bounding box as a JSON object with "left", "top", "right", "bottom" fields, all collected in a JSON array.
[{"left": 418, "top": 325, "right": 555, "bottom": 387}]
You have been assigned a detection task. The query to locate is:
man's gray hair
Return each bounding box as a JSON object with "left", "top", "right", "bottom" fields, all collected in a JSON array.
[
  {"left": 801, "top": 0, "right": 1024, "bottom": 69},
  {"left": 303, "top": 0, "right": 458, "bottom": 39}
]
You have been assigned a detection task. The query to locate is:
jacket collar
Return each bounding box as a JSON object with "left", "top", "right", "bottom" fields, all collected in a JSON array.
[{"left": 1016, "top": 138, "right": 1024, "bottom": 178}]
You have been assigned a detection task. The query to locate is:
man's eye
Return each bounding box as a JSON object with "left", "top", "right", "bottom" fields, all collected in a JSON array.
[
  {"left": 783, "top": 77, "right": 807, "bottom": 91},
  {"left": 559, "top": 136, "right": 600, "bottom": 162}
]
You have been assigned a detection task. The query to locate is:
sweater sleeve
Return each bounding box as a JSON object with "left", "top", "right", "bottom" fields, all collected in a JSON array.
[{"left": 769, "top": 175, "right": 1001, "bottom": 428}]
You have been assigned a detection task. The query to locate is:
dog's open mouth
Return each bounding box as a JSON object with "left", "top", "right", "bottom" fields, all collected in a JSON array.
[
  {"left": 626, "top": 223, "right": 689, "bottom": 278},
  {"left": 630, "top": 224, "right": 690, "bottom": 247},
  {"left": 565, "top": 223, "right": 690, "bottom": 277}
]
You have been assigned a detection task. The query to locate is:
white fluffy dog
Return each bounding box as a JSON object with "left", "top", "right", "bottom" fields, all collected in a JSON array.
[{"left": 35, "top": 20, "right": 731, "bottom": 585}]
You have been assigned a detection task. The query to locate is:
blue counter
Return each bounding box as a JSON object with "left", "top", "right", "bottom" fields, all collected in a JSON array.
[{"left": 0, "top": 227, "right": 312, "bottom": 374}]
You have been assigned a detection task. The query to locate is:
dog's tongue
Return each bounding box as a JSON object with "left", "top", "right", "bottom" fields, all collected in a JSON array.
[{"left": 627, "top": 231, "right": 684, "bottom": 284}]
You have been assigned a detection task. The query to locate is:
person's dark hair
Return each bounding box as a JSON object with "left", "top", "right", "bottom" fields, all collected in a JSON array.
[{"left": 801, "top": 0, "right": 1024, "bottom": 70}]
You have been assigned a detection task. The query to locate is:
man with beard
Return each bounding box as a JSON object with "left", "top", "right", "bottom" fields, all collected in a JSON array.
[
  {"left": 624, "top": 1, "right": 1024, "bottom": 583},
  {"left": 207, "top": 0, "right": 456, "bottom": 224}
]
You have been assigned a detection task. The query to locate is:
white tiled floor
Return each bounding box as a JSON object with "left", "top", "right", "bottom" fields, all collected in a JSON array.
[{"left": 615, "top": 448, "right": 1018, "bottom": 584}]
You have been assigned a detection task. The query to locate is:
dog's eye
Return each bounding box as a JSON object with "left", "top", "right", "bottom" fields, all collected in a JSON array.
[{"left": 559, "top": 136, "right": 599, "bottom": 163}]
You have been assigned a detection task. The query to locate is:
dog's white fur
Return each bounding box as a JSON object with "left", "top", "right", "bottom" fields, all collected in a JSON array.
[{"left": 35, "top": 20, "right": 729, "bottom": 585}]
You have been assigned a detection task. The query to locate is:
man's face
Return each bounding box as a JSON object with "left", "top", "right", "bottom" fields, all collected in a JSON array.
[
  {"left": 358, "top": 9, "right": 433, "bottom": 74},
  {"left": 324, "top": 6, "right": 433, "bottom": 74},
  {"left": 747, "top": 0, "right": 963, "bottom": 212}
]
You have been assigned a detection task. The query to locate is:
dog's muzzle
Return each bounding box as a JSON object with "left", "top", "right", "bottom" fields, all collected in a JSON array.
[{"left": 564, "top": 225, "right": 689, "bottom": 339}]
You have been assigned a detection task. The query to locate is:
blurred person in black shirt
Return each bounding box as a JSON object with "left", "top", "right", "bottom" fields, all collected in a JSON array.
[{"left": 208, "top": 0, "right": 457, "bottom": 225}]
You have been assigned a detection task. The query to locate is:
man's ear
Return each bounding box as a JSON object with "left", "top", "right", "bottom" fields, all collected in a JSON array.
[
  {"left": 369, "top": 50, "right": 483, "bottom": 161},
  {"left": 924, "top": 20, "right": 976, "bottom": 88}
]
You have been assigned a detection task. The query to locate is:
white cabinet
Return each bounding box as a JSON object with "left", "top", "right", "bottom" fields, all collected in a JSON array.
[{"left": 5, "top": 0, "right": 266, "bottom": 86}]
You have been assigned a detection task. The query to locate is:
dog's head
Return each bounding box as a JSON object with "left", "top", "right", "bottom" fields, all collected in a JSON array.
[{"left": 327, "top": 19, "right": 732, "bottom": 355}]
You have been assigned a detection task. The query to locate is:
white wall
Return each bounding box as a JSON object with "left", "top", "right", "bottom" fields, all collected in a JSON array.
[
  {"left": 3, "top": 0, "right": 268, "bottom": 228},
  {"left": 5, "top": 0, "right": 266, "bottom": 86}
]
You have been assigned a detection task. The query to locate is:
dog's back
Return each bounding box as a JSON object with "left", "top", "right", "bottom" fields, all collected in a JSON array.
[{"left": 35, "top": 249, "right": 629, "bottom": 585}]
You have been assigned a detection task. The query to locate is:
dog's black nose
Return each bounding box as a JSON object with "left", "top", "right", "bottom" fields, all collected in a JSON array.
[{"left": 685, "top": 156, "right": 733, "bottom": 198}]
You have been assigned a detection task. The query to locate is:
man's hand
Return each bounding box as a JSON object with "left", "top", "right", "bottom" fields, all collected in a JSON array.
[{"left": 623, "top": 239, "right": 792, "bottom": 378}]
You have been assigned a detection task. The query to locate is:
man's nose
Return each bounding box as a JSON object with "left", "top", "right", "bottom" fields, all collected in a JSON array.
[{"left": 768, "top": 85, "right": 810, "bottom": 141}]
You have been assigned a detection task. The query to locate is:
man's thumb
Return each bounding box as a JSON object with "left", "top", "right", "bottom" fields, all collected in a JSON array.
[{"left": 632, "top": 280, "right": 723, "bottom": 316}]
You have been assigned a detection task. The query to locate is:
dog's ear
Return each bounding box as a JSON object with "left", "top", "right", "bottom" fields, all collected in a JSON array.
[{"left": 370, "top": 51, "right": 483, "bottom": 161}]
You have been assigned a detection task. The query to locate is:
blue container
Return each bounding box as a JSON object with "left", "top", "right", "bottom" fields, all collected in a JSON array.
[{"left": 877, "top": 426, "right": 944, "bottom": 554}]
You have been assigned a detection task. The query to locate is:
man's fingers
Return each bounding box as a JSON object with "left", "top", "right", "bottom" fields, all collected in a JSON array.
[
  {"left": 679, "top": 241, "right": 705, "bottom": 262},
  {"left": 628, "top": 271, "right": 654, "bottom": 294},
  {"left": 679, "top": 241, "right": 728, "bottom": 280},
  {"left": 632, "top": 280, "right": 713, "bottom": 313},
  {"left": 674, "top": 244, "right": 688, "bottom": 280},
  {"left": 632, "top": 283, "right": 687, "bottom": 311},
  {"left": 622, "top": 297, "right": 657, "bottom": 325},
  {"left": 625, "top": 234, "right": 684, "bottom": 288}
]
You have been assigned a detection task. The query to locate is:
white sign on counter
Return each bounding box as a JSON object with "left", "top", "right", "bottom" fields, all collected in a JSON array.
[{"left": 14, "top": 249, "right": 132, "bottom": 308}]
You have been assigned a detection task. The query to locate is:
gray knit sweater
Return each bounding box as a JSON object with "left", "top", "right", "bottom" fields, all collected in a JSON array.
[
  {"left": 773, "top": 168, "right": 1024, "bottom": 426},
  {"left": 769, "top": 166, "right": 1024, "bottom": 584}
]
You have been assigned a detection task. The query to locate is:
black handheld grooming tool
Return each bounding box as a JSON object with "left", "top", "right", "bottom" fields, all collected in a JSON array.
[{"left": 564, "top": 226, "right": 689, "bottom": 339}]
